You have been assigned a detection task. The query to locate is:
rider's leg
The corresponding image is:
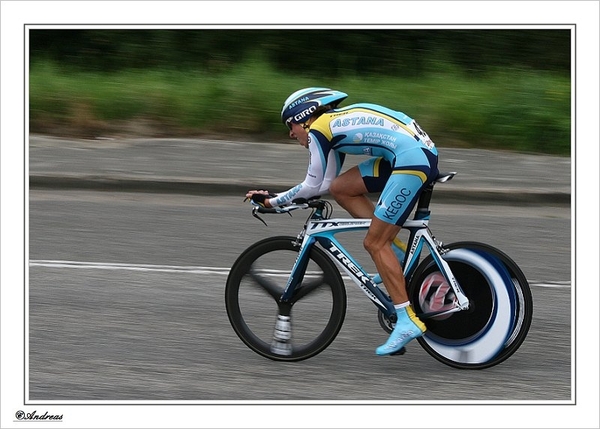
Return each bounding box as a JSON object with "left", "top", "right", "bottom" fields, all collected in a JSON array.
[
  {"left": 330, "top": 157, "right": 393, "bottom": 218},
  {"left": 330, "top": 160, "right": 406, "bottom": 283},
  {"left": 363, "top": 218, "right": 408, "bottom": 303},
  {"left": 365, "top": 218, "right": 427, "bottom": 356},
  {"left": 367, "top": 164, "right": 435, "bottom": 355},
  {"left": 329, "top": 165, "right": 375, "bottom": 219},
  {"left": 364, "top": 217, "right": 427, "bottom": 355}
]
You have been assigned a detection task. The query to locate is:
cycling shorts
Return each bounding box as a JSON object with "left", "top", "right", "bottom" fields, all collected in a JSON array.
[
  {"left": 358, "top": 157, "right": 392, "bottom": 193},
  {"left": 358, "top": 150, "right": 438, "bottom": 226}
]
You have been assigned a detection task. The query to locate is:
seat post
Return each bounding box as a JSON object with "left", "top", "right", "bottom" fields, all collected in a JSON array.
[
  {"left": 413, "top": 172, "right": 455, "bottom": 220},
  {"left": 413, "top": 183, "right": 434, "bottom": 220}
]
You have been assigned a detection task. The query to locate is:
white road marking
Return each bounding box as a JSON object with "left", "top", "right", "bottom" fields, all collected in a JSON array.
[
  {"left": 28, "top": 260, "right": 571, "bottom": 288},
  {"left": 29, "top": 259, "right": 229, "bottom": 275}
]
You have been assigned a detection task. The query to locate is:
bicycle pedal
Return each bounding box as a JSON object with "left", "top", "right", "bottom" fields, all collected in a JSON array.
[{"left": 390, "top": 347, "right": 407, "bottom": 356}]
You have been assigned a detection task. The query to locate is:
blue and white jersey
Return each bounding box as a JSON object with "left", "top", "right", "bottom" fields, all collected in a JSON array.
[{"left": 270, "top": 103, "right": 437, "bottom": 207}]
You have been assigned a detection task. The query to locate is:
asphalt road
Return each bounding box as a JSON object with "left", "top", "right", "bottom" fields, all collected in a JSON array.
[
  {"left": 22, "top": 132, "right": 580, "bottom": 427},
  {"left": 28, "top": 191, "right": 572, "bottom": 405}
]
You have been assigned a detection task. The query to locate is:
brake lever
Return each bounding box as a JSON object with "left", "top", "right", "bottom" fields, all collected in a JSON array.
[{"left": 252, "top": 207, "right": 269, "bottom": 226}]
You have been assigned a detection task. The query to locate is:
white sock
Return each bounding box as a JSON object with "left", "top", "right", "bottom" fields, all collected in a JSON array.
[{"left": 394, "top": 302, "right": 409, "bottom": 310}]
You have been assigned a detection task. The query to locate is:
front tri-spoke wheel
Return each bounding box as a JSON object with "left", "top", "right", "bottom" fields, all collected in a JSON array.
[{"left": 225, "top": 236, "right": 347, "bottom": 361}]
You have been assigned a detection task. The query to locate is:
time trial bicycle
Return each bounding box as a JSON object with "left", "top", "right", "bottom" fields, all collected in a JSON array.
[{"left": 225, "top": 172, "right": 533, "bottom": 369}]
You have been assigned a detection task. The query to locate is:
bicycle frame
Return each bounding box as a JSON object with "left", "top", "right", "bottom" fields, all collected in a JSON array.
[{"left": 279, "top": 212, "right": 470, "bottom": 321}]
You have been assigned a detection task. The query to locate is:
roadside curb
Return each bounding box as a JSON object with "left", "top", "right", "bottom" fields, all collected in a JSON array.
[{"left": 29, "top": 175, "right": 571, "bottom": 206}]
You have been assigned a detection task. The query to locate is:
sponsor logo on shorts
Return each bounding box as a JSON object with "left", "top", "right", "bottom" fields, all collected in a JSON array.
[{"left": 383, "top": 188, "right": 412, "bottom": 221}]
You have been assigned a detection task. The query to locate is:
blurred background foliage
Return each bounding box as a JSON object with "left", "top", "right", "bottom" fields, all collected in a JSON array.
[{"left": 29, "top": 29, "right": 571, "bottom": 155}]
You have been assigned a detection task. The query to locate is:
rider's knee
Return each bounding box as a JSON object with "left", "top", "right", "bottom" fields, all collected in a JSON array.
[
  {"left": 329, "top": 177, "right": 344, "bottom": 199},
  {"left": 363, "top": 234, "right": 380, "bottom": 256}
]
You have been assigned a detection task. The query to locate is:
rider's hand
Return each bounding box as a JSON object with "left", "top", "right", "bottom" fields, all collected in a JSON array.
[{"left": 245, "top": 190, "right": 276, "bottom": 208}]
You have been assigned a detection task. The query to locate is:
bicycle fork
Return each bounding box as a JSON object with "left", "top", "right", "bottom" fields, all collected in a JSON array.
[{"left": 269, "top": 235, "right": 314, "bottom": 356}]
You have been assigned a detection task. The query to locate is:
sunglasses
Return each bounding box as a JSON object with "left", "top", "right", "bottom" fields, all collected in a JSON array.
[{"left": 286, "top": 120, "right": 310, "bottom": 131}]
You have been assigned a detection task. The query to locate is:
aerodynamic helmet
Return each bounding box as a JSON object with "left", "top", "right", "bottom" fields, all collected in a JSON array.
[{"left": 281, "top": 87, "right": 348, "bottom": 128}]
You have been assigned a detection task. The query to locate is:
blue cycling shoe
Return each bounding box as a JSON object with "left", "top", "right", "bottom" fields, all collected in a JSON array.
[{"left": 376, "top": 306, "right": 426, "bottom": 356}]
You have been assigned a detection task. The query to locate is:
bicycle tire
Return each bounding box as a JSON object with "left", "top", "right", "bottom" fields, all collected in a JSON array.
[
  {"left": 444, "top": 242, "right": 533, "bottom": 367},
  {"left": 225, "top": 236, "right": 347, "bottom": 362},
  {"left": 408, "top": 242, "right": 532, "bottom": 369}
]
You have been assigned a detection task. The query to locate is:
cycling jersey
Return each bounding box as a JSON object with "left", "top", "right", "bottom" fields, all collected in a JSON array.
[{"left": 269, "top": 103, "right": 439, "bottom": 226}]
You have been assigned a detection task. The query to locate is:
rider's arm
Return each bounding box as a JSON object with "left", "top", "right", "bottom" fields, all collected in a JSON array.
[
  {"left": 318, "top": 150, "right": 344, "bottom": 194},
  {"left": 267, "top": 133, "right": 328, "bottom": 207}
]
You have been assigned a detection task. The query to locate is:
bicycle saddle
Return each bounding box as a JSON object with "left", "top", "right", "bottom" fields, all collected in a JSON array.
[{"left": 434, "top": 172, "right": 457, "bottom": 183}]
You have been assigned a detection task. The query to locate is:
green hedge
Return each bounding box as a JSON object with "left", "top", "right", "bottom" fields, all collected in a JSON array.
[{"left": 29, "top": 59, "right": 571, "bottom": 155}]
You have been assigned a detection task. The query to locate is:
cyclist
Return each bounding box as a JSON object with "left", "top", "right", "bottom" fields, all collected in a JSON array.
[{"left": 246, "top": 87, "right": 439, "bottom": 356}]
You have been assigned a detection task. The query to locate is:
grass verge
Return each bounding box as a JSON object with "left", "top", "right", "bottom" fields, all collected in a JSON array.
[{"left": 29, "top": 60, "right": 570, "bottom": 155}]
